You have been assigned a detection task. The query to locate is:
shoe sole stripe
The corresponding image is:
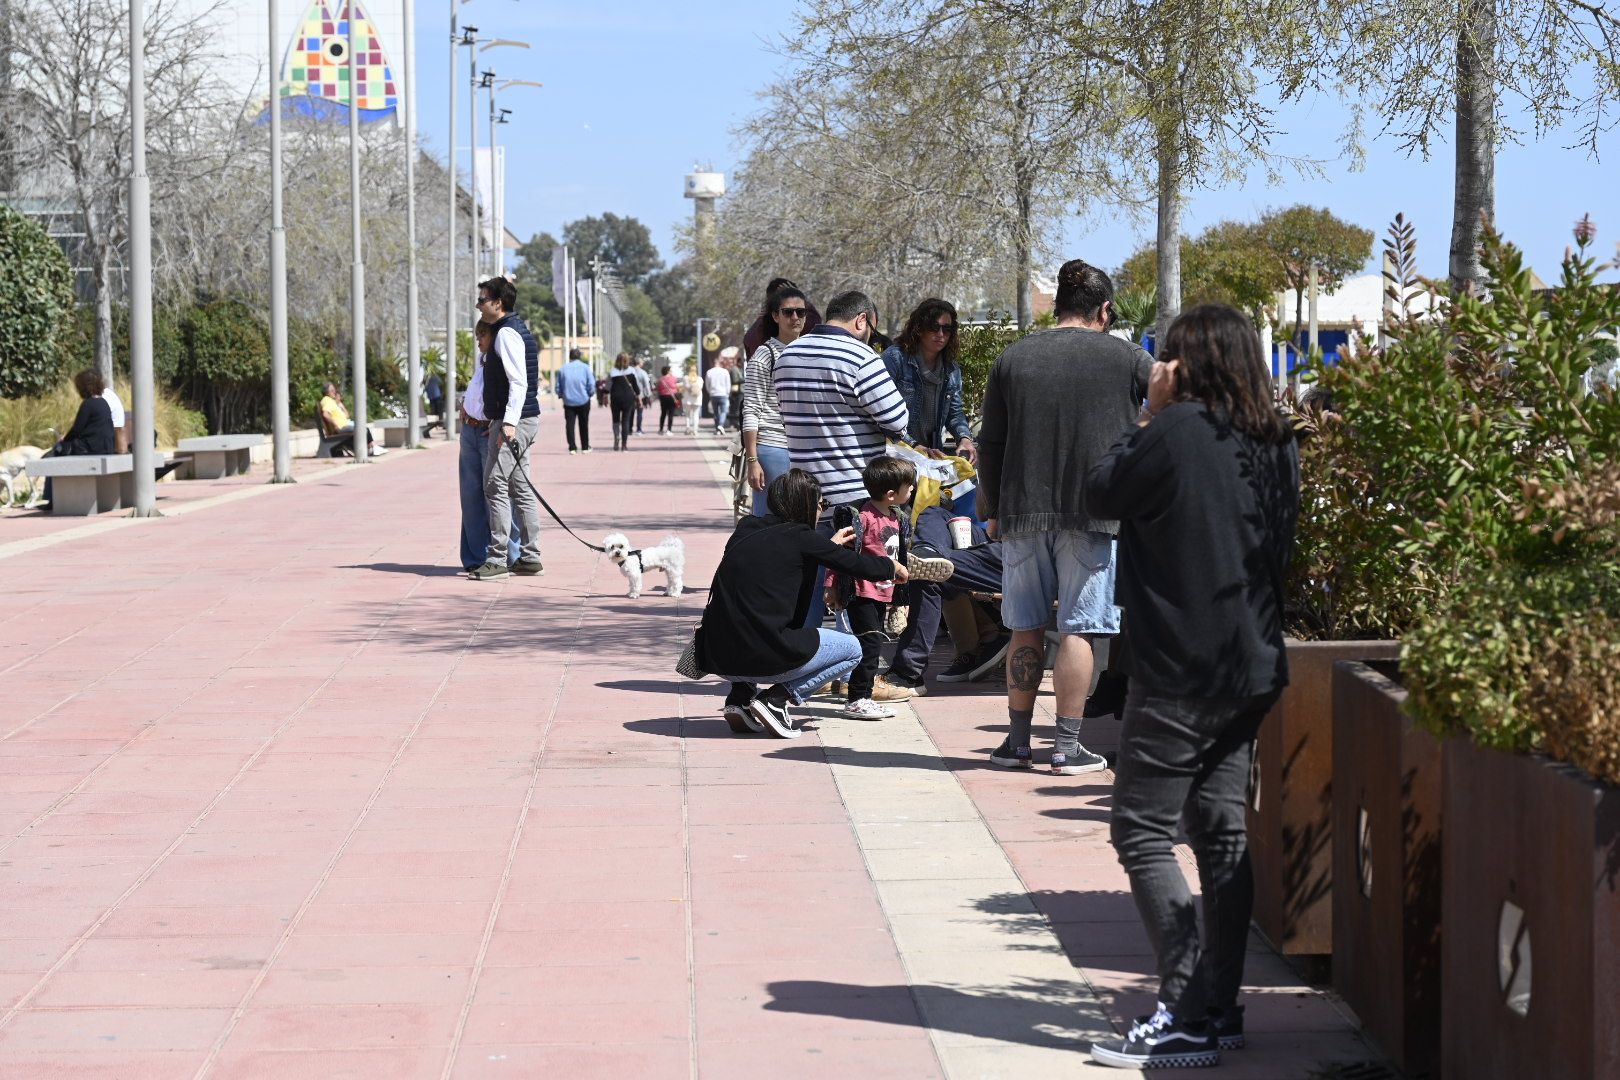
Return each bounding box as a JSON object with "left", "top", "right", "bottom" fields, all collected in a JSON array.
[
  {"left": 1090, "top": 1046, "right": 1220, "bottom": 1068},
  {"left": 1217, "top": 1036, "right": 1244, "bottom": 1050}
]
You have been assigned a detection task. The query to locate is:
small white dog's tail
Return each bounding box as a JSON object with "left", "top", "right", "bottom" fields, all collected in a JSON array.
[{"left": 661, "top": 535, "right": 684, "bottom": 555}]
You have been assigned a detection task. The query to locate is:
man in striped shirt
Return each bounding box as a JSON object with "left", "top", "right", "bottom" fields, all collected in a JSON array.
[{"left": 773, "top": 290, "right": 909, "bottom": 510}]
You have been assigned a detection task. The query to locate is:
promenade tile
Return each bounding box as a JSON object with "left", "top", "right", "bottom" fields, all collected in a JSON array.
[{"left": 0, "top": 414, "right": 1379, "bottom": 1076}]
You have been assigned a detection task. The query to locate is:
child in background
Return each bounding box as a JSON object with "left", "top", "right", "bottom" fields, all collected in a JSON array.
[{"left": 827, "top": 457, "right": 922, "bottom": 720}]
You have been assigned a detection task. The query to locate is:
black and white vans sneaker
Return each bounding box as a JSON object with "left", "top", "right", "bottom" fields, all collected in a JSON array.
[
  {"left": 1090, "top": 1002, "right": 1220, "bottom": 1069},
  {"left": 1209, "top": 1005, "right": 1244, "bottom": 1050},
  {"left": 722, "top": 685, "right": 764, "bottom": 735},
  {"left": 748, "top": 688, "right": 800, "bottom": 739}
]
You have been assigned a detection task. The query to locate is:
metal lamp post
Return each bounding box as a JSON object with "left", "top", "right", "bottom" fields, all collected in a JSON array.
[
  {"left": 485, "top": 76, "right": 541, "bottom": 275},
  {"left": 347, "top": 1, "right": 366, "bottom": 462},
  {"left": 267, "top": 0, "right": 291, "bottom": 481},
  {"left": 444, "top": 2, "right": 472, "bottom": 441},
  {"left": 401, "top": 0, "right": 422, "bottom": 448},
  {"left": 128, "top": 0, "right": 156, "bottom": 514}
]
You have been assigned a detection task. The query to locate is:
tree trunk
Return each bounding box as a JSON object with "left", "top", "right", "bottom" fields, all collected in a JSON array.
[
  {"left": 93, "top": 243, "right": 115, "bottom": 386},
  {"left": 1153, "top": 129, "right": 1182, "bottom": 349},
  {"left": 1014, "top": 158, "right": 1035, "bottom": 329},
  {"left": 1449, "top": 0, "right": 1497, "bottom": 296}
]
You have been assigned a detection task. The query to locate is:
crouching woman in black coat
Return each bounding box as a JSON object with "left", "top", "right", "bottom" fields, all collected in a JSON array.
[{"left": 696, "top": 468, "right": 908, "bottom": 738}]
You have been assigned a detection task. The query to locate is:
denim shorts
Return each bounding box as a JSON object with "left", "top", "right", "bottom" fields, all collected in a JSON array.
[{"left": 999, "top": 530, "right": 1120, "bottom": 635}]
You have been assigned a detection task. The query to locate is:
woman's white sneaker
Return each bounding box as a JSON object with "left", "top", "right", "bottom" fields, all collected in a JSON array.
[{"left": 838, "top": 698, "right": 892, "bottom": 720}]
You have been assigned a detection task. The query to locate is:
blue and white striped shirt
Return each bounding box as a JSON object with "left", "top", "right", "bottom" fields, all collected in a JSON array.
[{"left": 773, "top": 326, "right": 910, "bottom": 508}]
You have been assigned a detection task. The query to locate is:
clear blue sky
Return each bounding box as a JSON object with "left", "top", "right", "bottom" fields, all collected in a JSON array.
[{"left": 411, "top": 0, "right": 1617, "bottom": 284}]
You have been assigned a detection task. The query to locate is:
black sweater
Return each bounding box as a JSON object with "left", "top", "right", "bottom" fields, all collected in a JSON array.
[
  {"left": 1084, "top": 401, "right": 1300, "bottom": 699},
  {"left": 58, "top": 397, "right": 116, "bottom": 456},
  {"left": 696, "top": 515, "right": 894, "bottom": 678}
]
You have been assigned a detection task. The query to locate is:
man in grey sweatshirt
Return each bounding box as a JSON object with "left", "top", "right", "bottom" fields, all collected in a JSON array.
[{"left": 976, "top": 260, "right": 1152, "bottom": 774}]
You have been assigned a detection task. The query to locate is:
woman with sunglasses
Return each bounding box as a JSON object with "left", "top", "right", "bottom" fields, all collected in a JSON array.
[
  {"left": 740, "top": 285, "right": 811, "bottom": 515},
  {"left": 881, "top": 299, "right": 976, "bottom": 465}
]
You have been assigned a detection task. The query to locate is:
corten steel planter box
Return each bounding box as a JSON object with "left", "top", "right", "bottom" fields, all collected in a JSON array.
[
  {"left": 1331, "top": 661, "right": 1442, "bottom": 1079},
  {"left": 1248, "top": 637, "right": 1400, "bottom": 956},
  {"left": 1441, "top": 737, "right": 1620, "bottom": 1080}
]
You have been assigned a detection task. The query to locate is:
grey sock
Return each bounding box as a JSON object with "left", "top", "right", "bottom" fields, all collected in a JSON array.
[
  {"left": 1008, "top": 707, "right": 1034, "bottom": 748},
  {"left": 1055, "top": 714, "right": 1083, "bottom": 756}
]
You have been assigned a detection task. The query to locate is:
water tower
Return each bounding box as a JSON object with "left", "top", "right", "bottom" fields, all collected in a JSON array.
[{"left": 684, "top": 165, "right": 725, "bottom": 246}]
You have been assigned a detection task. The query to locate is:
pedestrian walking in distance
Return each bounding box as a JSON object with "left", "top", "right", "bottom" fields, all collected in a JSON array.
[
  {"left": 1084, "top": 304, "right": 1300, "bottom": 1070},
  {"left": 608, "top": 353, "right": 640, "bottom": 451},
  {"left": 554, "top": 347, "right": 595, "bottom": 454}
]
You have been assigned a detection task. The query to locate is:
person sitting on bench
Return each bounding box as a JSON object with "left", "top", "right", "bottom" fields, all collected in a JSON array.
[
  {"left": 39, "top": 369, "right": 117, "bottom": 510},
  {"left": 318, "top": 382, "right": 386, "bottom": 457}
]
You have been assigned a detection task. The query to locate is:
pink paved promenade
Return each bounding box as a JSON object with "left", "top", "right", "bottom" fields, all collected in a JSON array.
[{"left": 0, "top": 413, "right": 1378, "bottom": 1078}]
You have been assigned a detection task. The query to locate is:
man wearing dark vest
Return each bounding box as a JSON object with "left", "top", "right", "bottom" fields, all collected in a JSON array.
[{"left": 471, "top": 277, "right": 545, "bottom": 580}]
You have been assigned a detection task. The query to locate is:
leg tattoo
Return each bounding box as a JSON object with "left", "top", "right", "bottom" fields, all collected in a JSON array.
[{"left": 1009, "top": 645, "right": 1044, "bottom": 692}]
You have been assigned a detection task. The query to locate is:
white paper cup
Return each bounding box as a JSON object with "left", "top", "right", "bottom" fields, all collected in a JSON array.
[{"left": 948, "top": 516, "right": 973, "bottom": 549}]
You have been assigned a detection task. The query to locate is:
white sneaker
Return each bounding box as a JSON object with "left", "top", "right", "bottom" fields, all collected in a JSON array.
[
  {"left": 838, "top": 698, "right": 892, "bottom": 720},
  {"left": 371, "top": 446, "right": 389, "bottom": 457}
]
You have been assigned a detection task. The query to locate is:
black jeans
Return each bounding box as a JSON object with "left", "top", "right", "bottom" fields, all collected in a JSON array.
[
  {"left": 658, "top": 394, "right": 678, "bottom": 432},
  {"left": 610, "top": 396, "right": 636, "bottom": 446},
  {"left": 1110, "top": 683, "right": 1278, "bottom": 1020},
  {"left": 563, "top": 404, "right": 591, "bottom": 451},
  {"left": 845, "top": 598, "right": 886, "bottom": 701}
]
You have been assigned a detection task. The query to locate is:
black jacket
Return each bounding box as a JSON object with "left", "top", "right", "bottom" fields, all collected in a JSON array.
[
  {"left": 696, "top": 515, "right": 893, "bottom": 678},
  {"left": 58, "top": 397, "right": 116, "bottom": 456},
  {"left": 1085, "top": 401, "right": 1300, "bottom": 698}
]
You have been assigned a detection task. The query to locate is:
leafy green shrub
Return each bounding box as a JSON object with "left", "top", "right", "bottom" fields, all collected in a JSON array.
[
  {"left": 175, "top": 298, "right": 271, "bottom": 434},
  {"left": 1304, "top": 214, "right": 1620, "bottom": 782},
  {"left": 0, "top": 205, "right": 76, "bottom": 399},
  {"left": 956, "top": 314, "right": 1025, "bottom": 424}
]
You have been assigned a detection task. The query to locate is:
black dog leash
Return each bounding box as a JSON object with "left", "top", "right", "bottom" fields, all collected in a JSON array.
[{"left": 503, "top": 431, "right": 606, "bottom": 553}]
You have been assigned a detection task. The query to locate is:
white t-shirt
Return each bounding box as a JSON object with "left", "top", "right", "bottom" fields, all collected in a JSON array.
[
  {"left": 101, "top": 387, "right": 125, "bottom": 427},
  {"left": 704, "top": 366, "right": 732, "bottom": 399}
]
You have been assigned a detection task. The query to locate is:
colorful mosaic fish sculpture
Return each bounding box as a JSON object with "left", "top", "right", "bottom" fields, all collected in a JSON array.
[{"left": 272, "top": 0, "right": 398, "bottom": 122}]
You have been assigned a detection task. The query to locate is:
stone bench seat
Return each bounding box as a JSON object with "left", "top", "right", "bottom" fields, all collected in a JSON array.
[
  {"left": 374, "top": 417, "right": 434, "bottom": 448},
  {"left": 176, "top": 435, "right": 264, "bottom": 479},
  {"left": 26, "top": 454, "right": 131, "bottom": 516}
]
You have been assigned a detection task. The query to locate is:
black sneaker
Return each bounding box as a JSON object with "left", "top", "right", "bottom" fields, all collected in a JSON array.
[
  {"left": 1091, "top": 1003, "right": 1220, "bottom": 1069},
  {"left": 934, "top": 652, "right": 982, "bottom": 683},
  {"left": 722, "top": 684, "right": 764, "bottom": 735},
  {"left": 883, "top": 671, "right": 928, "bottom": 698},
  {"left": 989, "top": 737, "right": 1033, "bottom": 769},
  {"left": 748, "top": 687, "right": 800, "bottom": 740},
  {"left": 1208, "top": 1005, "right": 1244, "bottom": 1050},
  {"left": 469, "top": 560, "right": 509, "bottom": 580},
  {"left": 967, "top": 634, "right": 1011, "bottom": 681},
  {"left": 1051, "top": 746, "right": 1108, "bottom": 775}
]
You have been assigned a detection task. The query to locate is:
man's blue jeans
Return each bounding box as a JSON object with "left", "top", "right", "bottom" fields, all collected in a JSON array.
[
  {"left": 459, "top": 422, "right": 520, "bottom": 570},
  {"left": 711, "top": 629, "right": 864, "bottom": 706},
  {"left": 711, "top": 396, "right": 730, "bottom": 432}
]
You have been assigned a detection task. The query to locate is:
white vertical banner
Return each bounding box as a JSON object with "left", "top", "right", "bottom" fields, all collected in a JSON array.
[{"left": 576, "top": 278, "right": 593, "bottom": 336}]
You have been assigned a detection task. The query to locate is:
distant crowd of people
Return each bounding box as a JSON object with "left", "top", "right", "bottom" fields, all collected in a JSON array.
[{"left": 691, "top": 261, "right": 1301, "bottom": 1070}]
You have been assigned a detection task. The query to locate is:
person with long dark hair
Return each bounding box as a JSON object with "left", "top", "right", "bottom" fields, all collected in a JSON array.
[
  {"left": 696, "top": 469, "right": 909, "bottom": 738},
  {"left": 740, "top": 285, "right": 809, "bottom": 514},
  {"left": 882, "top": 298, "right": 976, "bottom": 464},
  {"left": 608, "top": 352, "right": 640, "bottom": 451},
  {"left": 1084, "top": 304, "right": 1299, "bottom": 1070}
]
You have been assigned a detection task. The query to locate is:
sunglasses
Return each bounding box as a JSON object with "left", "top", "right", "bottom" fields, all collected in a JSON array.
[
  {"left": 476, "top": 295, "right": 493, "bottom": 305},
  {"left": 922, "top": 321, "right": 957, "bottom": 335},
  {"left": 778, "top": 307, "right": 808, "bottom": 319}
]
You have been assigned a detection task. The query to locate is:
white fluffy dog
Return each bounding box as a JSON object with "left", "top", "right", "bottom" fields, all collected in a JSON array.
[
  {"left": 0, "top": 446, "right": 46, "bottom": 508},
  {"left": 603, "top": 532, "right": 685, "bottom": 598}
]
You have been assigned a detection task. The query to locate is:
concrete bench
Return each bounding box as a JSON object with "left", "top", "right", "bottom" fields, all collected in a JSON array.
[
  {"left": 374, "top": 418, "right": 433, "bottom": 448},
  {"left": 176, "top": 435, "right": 263, "bottom": 479},
  {"left": 26, "top": 455, "right": 131, "bottom": 515}
]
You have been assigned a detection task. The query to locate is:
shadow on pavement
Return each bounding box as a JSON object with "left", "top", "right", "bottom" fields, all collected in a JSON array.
[
  {"left": 340, "top": 562, "right": 466, "bottom": 576},
  {"left": 763, "top": 979, "right": 1101, "bottom": 1050}
]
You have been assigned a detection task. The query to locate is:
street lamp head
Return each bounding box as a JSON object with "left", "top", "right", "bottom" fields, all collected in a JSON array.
[
  {"left": 497, "top": 108, "right": 512, "bottom": 123},
  {"left": 497, "top": 79, "right": 543, "bottom": 91},
  {"left": 480, "top": 38, "right": 531, "bottom": 51},
  {"left": 478, "top": 69, "right": 495, "bottom": 88}
]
